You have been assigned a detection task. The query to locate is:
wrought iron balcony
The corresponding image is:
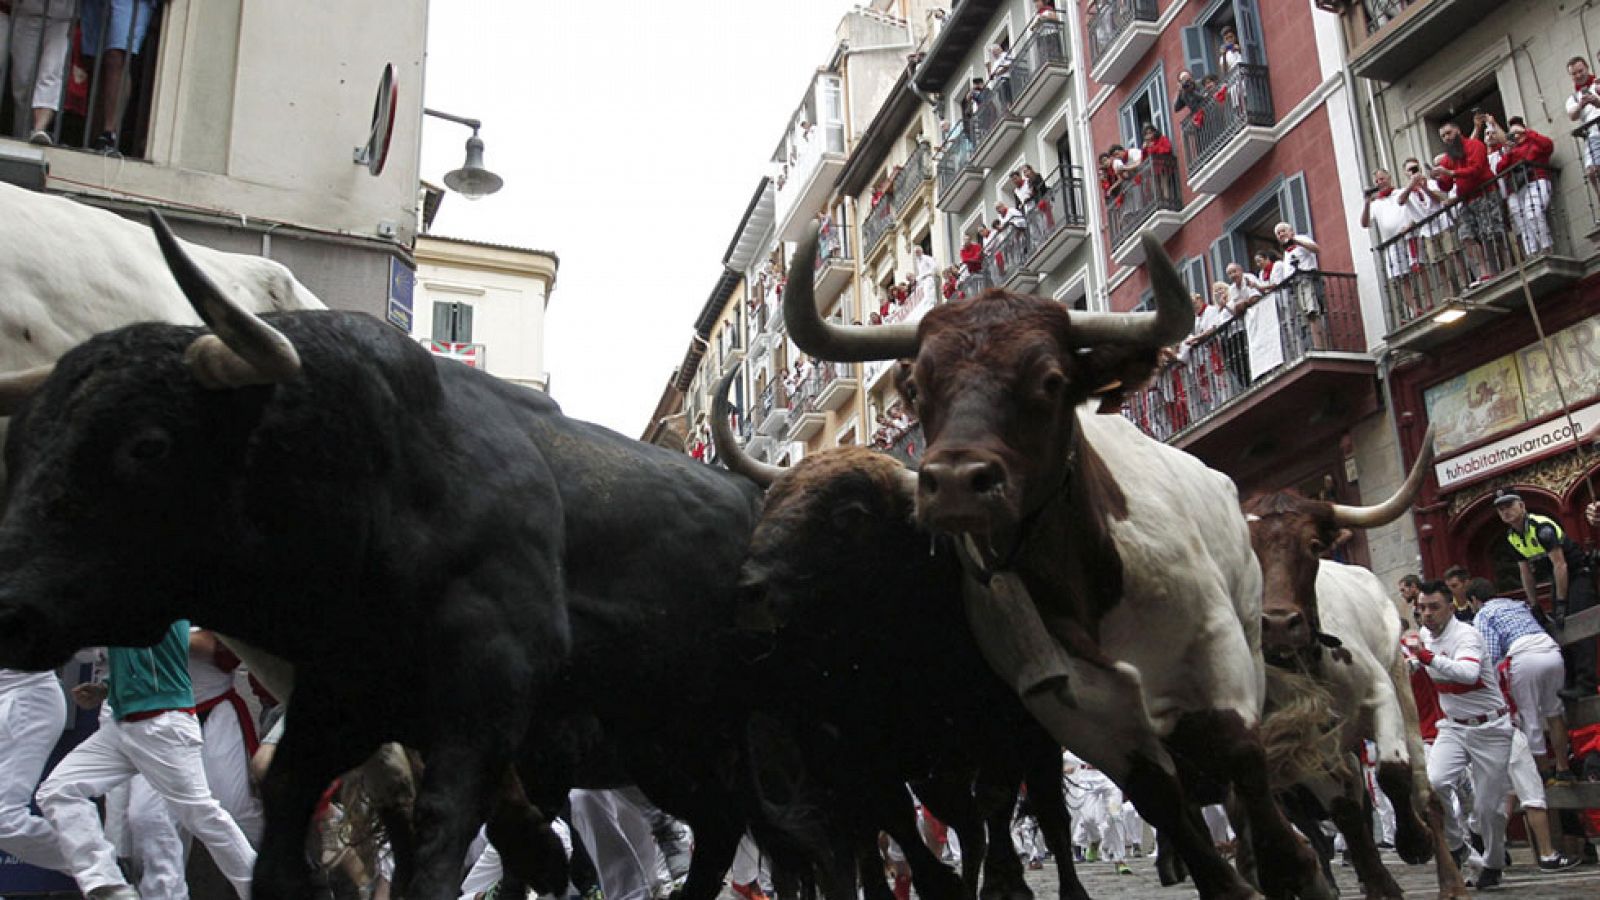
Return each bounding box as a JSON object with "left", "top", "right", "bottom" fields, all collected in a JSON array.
[
  {"left": 983, "top": 224, "right": 1038, "bottom": 293},
  {"left": 1105, "top": 152, "right": 1182, "bottom": 264},
  {"left": 815, "top": 217, "right": 854, "bottom": 302},
  {"left": 1123, "top": 271, "right": 1366, "bottom": 443},
  {"left": 890, "top": 143, "right": 933, "bottom": 219},
  {"left": 1025, "top": 167, "right": 1089, "bottom": 274},
  {"left": 884, "top": 421, "right": 924, "bottom": 466},
  {"left": 936, "top": 125, "right": 982, "bottom": 211},
  {"left": 1181, "top": 64, "right": 1276, "bottom": 194},
  {"left": 1009, "top": 20, "right": 1072, "bottom": 118},
  {"left": 863, "top": 195, "right": 896, "bottom": 259},
  {"left": 1087, "top": 0, "right": 1161, "bottom": 86},
  {"left": 1374, "top": 162, "right": 1582, "bottom": 350},
  {"left": 969, "top": 79, "right": 1024, "bottom": 171},
  {"left": 1347, "top": 0, "right": 1504, "bottom": 83},
  {"left": 756, "top": 380, "right": 789, "bottom": 436}
]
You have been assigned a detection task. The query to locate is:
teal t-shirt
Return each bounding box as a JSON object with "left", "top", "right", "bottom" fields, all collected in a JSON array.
[{"left": 107, "top": 619, "right": 195, "bottom": 720}]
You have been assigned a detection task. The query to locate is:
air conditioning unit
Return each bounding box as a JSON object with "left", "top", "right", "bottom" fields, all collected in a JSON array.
[{"left": 1313, "top": 0, "right": 1351, "bottom": 11}]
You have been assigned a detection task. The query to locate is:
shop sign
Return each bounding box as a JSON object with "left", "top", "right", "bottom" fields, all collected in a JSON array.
[{"left": 1434, "top": 401, "right": 1600, "bottom": 491}]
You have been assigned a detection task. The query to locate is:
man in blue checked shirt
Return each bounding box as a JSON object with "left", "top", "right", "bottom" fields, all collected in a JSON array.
[{"left": 1468, "top": 578, "right": 1574, "bottom": 784}]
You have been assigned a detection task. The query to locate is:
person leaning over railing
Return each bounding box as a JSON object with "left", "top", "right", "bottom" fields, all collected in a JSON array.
[
  {"left": 1276, "top": 222, "right": 1324, "bottom": 350},
  {"left": 1566, "top": 55, "right": 1600, "bottom": 207},
  {"left": 1496, "top": 117, "right": 1555, "bottom": 257},
  {"left": 1362, "top": 166, "right": 1423, "bottom": 320}
]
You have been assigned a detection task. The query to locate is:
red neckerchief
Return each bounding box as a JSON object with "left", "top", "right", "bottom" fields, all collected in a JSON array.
[
  {"left": 1376, "top": 187, "right": 1394, "bottom": 199},
  {"left": 1577, "top": 76, "right": 1598, "bottom": 95}
]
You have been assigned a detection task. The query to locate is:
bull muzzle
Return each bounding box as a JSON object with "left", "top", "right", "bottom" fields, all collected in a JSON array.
[
  {"left": 917, "top": 448, "right": 1013, "bottom": 535},
  {"left": 1261, "top": 608, "right": 1312, "bottom": 664}
]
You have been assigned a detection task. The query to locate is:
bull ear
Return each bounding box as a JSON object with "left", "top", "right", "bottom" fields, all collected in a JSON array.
[
  {"left": 1080, "top": 346, "right": 1162, "bottom": 414},
  {"left": 0, "top": 365, "right": 53, "bottom": 417}
]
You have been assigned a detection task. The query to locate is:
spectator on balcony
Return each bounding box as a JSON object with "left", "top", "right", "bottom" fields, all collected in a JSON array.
[
  {"left": 1110, "top": 143, "right": 1144, "bottom": 182},
  {"left": 1498, "top": 118, "right": 1555, "bottom": 257},
  {"left": 987, "top": 43, "right": 1013, "bottom": 98},
  {"left": 996, "top": 200, "right": 1027, "bottom": 234},
  {"left": 1227, "top": 261, "right": 1283, "bottom": 382},
  {"left": 1566, "top": 56, "right": 1600, "bottom": 202},
  {"left": 1174, "top": 69, "right": 1208, "bottom": 126},
  {"left": 1020, "top": 164, "right": 1046, "bottom": 203},
  {"left": 913, "top": 246, "right": 939, "bottom": 302},
  {"left": 960, "top": 231, "right": 985, "bottom": 275},
  {"left": 1009, "top": 170, "right": 1034, "bottom": 208},
  {"left": 1363, "top": 167, "right": 1424, "bottom": 320},
  {"left": 1276, "top": 223, "right": 1325, "bottom": 349},
  {"left": 1434, "top": 122, "right": 1506, "bottom": 288},
  {"left": 1184, "top": 288, "right": 1232, "bottom": 410},
  {"left": 1141, "top": 124, "right": 1173, "bottom": 159},
  {"left": 1032, "top": 1, "right": 1060, "bottom": 26},
  {"left": 870, "top": 174, "right": 891, "bottom": 211},
  {"left": 1209, "top": 279, "right": 1250, "bottom": 392},
  {"left": 1218, "top": 26, "right": 1244, "bottom": 73},
  {"left": 1402, "top": 155, "right": 1468, "bottom": 300},
  {"left": 3, "top": 0, "right": 73, "bottom": 145},
  {"left": 79, "top": 0, "right": 159, "bottom": 154},
  {"left": 869, "top": 311, "right": 884, "bottom": 326}
]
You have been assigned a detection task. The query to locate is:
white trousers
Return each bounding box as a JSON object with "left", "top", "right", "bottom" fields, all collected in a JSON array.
[
  {"left": 127, "top": 699, "right": 265, "bottom": 898},
  {"left": 1074, "top": 781, "right": 1126, "bottom": 861},
  {"left": 727, "top": 833, "right": 768, "bottom": 888},
  {"left": 568, "top": 789, "right": 659, "bottom": 900},
  {"left": 0, "top": 0, "right": 73, "bottom": 128},
  {"left": 1427, "top": 718, "right": 1511, "bottom": 869},
  {"left": 0, "top": 673, "right": 70, "bottom": 872},
  {"left": 36, "top": 710, "right": 257, "bottom": 899},
  {"left": 1506, "top": 728, "right": 1546, "bottom": 810},
  {"left": 1508, "top": 180, "right": 1552, "bottom": 256}
]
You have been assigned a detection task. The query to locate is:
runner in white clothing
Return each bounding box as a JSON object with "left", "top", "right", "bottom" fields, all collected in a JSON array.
[
  {"left": 0, "top": 668, "right": 71, "bottom": 873},
  {"left": 1406, "top": 581, "right": 1512, "bottom": 890}
]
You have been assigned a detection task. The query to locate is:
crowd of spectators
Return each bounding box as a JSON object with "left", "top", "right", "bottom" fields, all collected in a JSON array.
[
  {"left": 869, "top": 400, "right": 917, "bottom": 452},
  {"left": 1362, "top": 103, "right": 1556, "bottom": 321}
]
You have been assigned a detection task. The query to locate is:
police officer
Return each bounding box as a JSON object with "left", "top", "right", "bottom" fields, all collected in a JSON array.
[{"left": 1494, "top": 490, "right": 1597, "bottom": 701}]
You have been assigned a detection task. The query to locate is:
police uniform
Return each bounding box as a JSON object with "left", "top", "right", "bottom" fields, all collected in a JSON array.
[{"left": 1506, "top": 508, "right": 1597, "bottom": 696}]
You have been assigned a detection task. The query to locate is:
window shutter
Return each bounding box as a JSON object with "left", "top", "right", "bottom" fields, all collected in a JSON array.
[
  {"left": 1119, "top": 104, "right": 1138, "bottom": 148},
  {"left": 456, "top": 303, "right": 475, "bottom": 343},
  {"left": 1182, "top": 25, "right": 1211, "bottom": 80},
  {"left": 1280, "top": 171, "right": 1313, "bottom": 238},
  {"left": 1149, "top": 65, "right": 1170, "bottom": 139},
  {"left": 1181, "top": 256, "right": 1208, "bottom": 297},
  {"left": 1232, "top": 0, "right": 1267, "bottom": 66},
  {"left": 1136, "top": 288, "right": 1155, "bottom": 312},
  {"left": 432, "top": 303, "right": 452, "bottom": 341}
]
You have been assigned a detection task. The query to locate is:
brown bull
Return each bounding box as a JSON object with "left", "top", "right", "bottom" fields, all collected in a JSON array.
[{"left": 783, "top": 227, "right": 1335, "bottom": 900}]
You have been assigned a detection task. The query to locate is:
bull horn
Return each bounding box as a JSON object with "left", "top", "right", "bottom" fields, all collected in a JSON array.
[
  {"left": 0, "top": 365, "right": 53, "bottom": 416},
  {"left": 148, "top": 211, "right": 302, "bottom": 389},
  {"left": 1330, "top": 425, "right": 1437, "bottom": 529},
  {"left": 1069, "top": 234, "right": 1194, "bottom": 347},
  {"left": 711, "top": 369, "right": 784, "bottom": 488},
  {"left": 783, "top": 223, "right": 920, "bottom": 362}
]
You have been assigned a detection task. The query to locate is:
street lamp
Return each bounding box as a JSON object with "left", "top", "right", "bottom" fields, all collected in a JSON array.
[{"left": 426, "top": 107, "right": 504, "bottom": 201}]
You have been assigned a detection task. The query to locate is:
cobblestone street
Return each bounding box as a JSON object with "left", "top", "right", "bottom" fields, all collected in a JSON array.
[{"left": 1015, "top": 846, "right": 1600, "bottom": 899}]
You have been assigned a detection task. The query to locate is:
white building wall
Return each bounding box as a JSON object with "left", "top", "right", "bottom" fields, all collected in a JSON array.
[{"left": 413, "top": 238, "right": 557, "bottom": 393}]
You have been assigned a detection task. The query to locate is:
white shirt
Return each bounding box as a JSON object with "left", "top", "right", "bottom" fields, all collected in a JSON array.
[
  {"left": 1281, "top": 236, "right": 1318, "bottom": 274},
  {"left": 1566, "top": 80, "right": 1600, "bottom": 128},
  {"left": 1418, "top": 616, "right": 1505, "bottom": 722},
  {"left": 1369, "top": 192, "right": 1413, "bottom": 243}
]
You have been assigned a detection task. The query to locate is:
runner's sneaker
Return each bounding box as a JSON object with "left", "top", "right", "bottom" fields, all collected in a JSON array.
[
  {"left": 1116, "top": 863, "right": 1133, "bottom": 876},
  {"left": 1538, "top": 852, "right": 1580, "bottom": 872}
]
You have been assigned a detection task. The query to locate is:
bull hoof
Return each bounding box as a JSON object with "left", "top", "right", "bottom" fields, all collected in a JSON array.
[
  {"left": 1393, "top": 825, "right": 1433, "bottom": 866},
  {"left": 1155, "top": 850, "right": 1188, "bottom": 886}
]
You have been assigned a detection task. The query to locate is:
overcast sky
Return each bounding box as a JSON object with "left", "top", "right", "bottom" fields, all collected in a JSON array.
[{"left": 419, "top": 2, "right": 863, "bottom": 437}]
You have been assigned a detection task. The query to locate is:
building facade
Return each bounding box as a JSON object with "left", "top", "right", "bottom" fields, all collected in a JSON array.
[
  {"left": 1326, "top": 0, "right": 1600, "bottom": 585},
  {"left": 412, "top": 235, "right": 558, "bottom": 393},
  {"left": 0, "top": 0, "right": 427, "bottom": 318}
]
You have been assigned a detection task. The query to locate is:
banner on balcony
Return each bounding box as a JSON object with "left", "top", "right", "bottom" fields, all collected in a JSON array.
[
  {"left": 1424, "top": 312, "right": 1600, "bottom": 454},
  {"left": 422, "top": 340, "right": 485, "bottom": 369},
  {"left": 1433, "top": 400, "right": 1600, "bottom": 492}
]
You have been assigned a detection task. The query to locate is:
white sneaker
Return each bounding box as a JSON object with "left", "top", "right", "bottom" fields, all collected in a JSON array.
[{"left": 28, "top": 129, "right": 52, "bottom": 146}]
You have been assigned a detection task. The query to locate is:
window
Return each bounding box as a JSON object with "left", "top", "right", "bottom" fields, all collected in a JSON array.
[
  {"left": 432, "top": 301, "right": 475, "bottom": 343},
  {"left": 1425, "top": 80, "right": 1505, "bottom": 156},
  {"left": 1118, "top": 64, "right": 1169, "bottom": 147},
  {"left": 1210, "top": 172, "right": 1312, "bottom": 276},
  {"left": 1178, "top": 257, "right": 1208, "bottom": 298},
  {"left": 1181, "top": 0, "right": 1268, "bottom": 80},
  {"left": 1134, "top": 289, "right": 1156, "bottom": 312}
]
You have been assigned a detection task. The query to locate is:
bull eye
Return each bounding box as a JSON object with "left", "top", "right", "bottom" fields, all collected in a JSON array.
[
  {"left": 121, "top": 428, "right": 172, "bottom": 465},
  {"left": 1308, "top": 538, "right": 1326, "bottom": 556},
  {"left": 901, "top": 379, "right": 919, "bottom": 406}
]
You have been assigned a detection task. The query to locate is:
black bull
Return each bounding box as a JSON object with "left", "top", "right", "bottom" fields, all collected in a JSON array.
[{"left": 0, "top": 215, "right": 789, "bottom": 900}]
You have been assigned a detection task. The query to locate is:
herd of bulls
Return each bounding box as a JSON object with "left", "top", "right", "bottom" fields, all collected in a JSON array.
[{"left": 0, "top": 184, "right": 1457, "bottom": 900}]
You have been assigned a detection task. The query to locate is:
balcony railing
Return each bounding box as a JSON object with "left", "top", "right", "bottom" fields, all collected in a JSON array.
[
  {"left": 1, "top": 1, "right": 165, "bottom": 156},
  {"left": 1026, "top": 168, "right": 1088, "bottom": 248},
  {"left": 884, "top": 281, "right": 936, "bottom": 325},
  {"left": 1574, "top": 120, "right": 1600, "bottom": 229},
  {"left": 1008, "top": 19, "right": 1070, "bottom": 115},
  {"left": 1105, "top": 152, "right": 1182, "bottom": 249},
  {"left": 1360, "top": 0, "right": 1415, "bottom": 35},
  {"left": 1373, "top": 162, "right": 1566, "bottom": 334},
  {"left": 948, "top": 268, "right": 995, "bottom": 301},
  {"left": 1123, "top": 271, "right": 1363, "bottom": 442},
  {"left": 936, "top": 125, "right": 976, "bottom": 201},
  {"left": 1181, "top": 64, "right": 1275, "bottom": 176},
  {"left": 983, "top": 224, "right": 1033, "bottom": 285},
  {"left": 890, "top": 143, "right": 933, "bottom": 218},
  {"left": 883, "top": 421, "right": 925, "bottom": 465},
  {"left": 969, "top": 78, "right": 1016, "bottom": 151},
  {"left": 816, "top": 217, "right": 851, "bottom": 271},
  {"left": 863, "top": 196, "right": 896, "bottom": 258},
  {"left": 1086, "top": 0, "right": 1160, "bottom": 68}
]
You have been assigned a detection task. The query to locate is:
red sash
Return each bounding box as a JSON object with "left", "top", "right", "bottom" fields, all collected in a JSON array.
[{"left": 196, "top": 688, "right": 260, "bottom": 757}]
